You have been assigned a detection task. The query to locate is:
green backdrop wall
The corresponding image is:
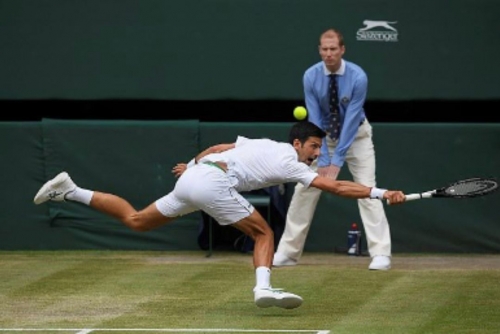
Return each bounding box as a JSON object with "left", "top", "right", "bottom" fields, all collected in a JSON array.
[
  {"left": 1, "top": 120, "right": 499, "bottom": 253},
  {"left": 0, "top": 0, "right": 498, "bottom": 100}
]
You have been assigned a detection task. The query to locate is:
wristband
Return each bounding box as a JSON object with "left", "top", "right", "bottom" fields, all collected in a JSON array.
[
  {"left": 370, "top": 187, "right": 387, "bottom": 199},
  {"left": 186, "top": 158, "right": 196, "bottom": 168}
]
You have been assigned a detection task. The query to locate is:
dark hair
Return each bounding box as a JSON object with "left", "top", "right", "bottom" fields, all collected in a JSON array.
[{"left": 288, "top": 121, "right": 326, "bottom": 145}]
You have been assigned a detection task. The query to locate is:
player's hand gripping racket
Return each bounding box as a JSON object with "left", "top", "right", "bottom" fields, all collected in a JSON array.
[{"left": 388, "top": 177, "right": 498, "bottom": 204}]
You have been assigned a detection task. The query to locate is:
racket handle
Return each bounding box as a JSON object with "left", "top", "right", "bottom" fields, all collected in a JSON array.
[
  {"left": 386, "top": 193, "right": 423, "bottom": 205},
  {"left": 404, "top": 193, "right": 423, "bottom": 201},
  {"left": 389, "top": 192, "right": 433, "bottom": 204}
]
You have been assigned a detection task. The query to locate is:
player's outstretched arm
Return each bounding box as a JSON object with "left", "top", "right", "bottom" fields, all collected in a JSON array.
[{"left": 310, "top": 176, "right": 405, "bottom": 204}]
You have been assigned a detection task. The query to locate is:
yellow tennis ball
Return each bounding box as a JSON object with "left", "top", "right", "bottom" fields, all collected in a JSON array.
[{"left": 293, "top": 106, "right": 307, "bottom": 120}]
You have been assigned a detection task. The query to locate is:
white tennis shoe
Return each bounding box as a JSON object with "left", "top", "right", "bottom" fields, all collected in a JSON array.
[
  {"left": 254, "top": 287, "right": 303, "bottom": 309},
  {"left": 368, "top": 255, "right": 391, "bottom": 270},
  {"left": 33, "top": 172, "right": 76, "bottom": 205}
]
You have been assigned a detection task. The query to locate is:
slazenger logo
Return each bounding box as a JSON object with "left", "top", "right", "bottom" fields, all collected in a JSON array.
[{"left": 356, "top": 20, "right": 398, "bottom": 42}]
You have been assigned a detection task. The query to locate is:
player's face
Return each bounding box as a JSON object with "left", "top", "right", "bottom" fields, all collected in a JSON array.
[
  {"left": 319, "top": 35, "right": 345, "bottom": 72},
  {"left": 294, "top": 137, "right": 322, "bottom": 166}
]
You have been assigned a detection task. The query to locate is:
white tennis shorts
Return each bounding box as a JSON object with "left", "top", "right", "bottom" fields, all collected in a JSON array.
[{"left": 155, "top": 163, "right": 255, "bottom": 225}]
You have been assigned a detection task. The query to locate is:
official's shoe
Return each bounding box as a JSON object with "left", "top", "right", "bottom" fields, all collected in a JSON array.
[
  {"left": 272, "top": 253, "right": 297, "bottom": 267},
  {"left": 368, "top": 255, "right": 391, "bottom": 270},
  {"left": 254, "top": 287, "right": 303, "bottom": 309},
  {"left": 33, "top": 172, "right": 76, "bottom": 205}
]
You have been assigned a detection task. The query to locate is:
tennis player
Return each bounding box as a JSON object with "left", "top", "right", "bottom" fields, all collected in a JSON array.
[{"left": 34, "top": 121, "right": 405, "bottom": 309}]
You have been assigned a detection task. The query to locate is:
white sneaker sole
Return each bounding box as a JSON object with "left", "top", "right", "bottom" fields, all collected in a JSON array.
[
  {"left": 33, "top": 172, "right": 70, "bottom": 205},
  {"left": 255, "top": 295, "right": 303, "bottom": 309}
]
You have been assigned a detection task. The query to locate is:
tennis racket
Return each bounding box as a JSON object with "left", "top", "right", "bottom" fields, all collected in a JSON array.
[{"left": 389, "top": 177, "right": 498, "bottom": 204}]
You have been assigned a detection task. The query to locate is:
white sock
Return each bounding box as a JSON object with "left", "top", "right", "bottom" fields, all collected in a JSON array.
[
  {"left": 66, "top": 187, "right": 94, "bottom": 205},
  {"left": 255, "top": 266, "right": 271, "bottom": 290}
]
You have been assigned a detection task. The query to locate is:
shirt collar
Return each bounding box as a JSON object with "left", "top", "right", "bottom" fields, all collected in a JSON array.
[{"left": 323, "top": 59, "right": 345, "bottom": 76}]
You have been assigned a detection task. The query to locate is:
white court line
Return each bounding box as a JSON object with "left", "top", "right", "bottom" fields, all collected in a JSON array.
[{"left": 0, "top": 329, "right": 330, "bottom": 333}]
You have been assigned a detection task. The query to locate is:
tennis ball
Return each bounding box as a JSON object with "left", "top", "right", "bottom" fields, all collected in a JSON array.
[{"left": 293, "top": 106, "right": 307, "bottom": 120}]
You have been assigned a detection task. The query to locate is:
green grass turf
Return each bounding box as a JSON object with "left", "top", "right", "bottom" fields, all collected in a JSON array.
[{"left": 0, "top": 251, "right": 499, "bottom": 334}]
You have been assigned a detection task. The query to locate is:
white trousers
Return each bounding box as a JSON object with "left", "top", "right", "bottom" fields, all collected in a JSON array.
[{"left": 276, "top": 120, "right": 391, "bottom": 259}]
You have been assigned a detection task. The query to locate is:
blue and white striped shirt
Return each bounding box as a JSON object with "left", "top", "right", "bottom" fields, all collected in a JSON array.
[{"left": 303, "top": 59, "right": 367, "bottom": 168}]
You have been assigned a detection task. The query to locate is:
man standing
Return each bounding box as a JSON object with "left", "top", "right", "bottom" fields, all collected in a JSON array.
[{"left": 274, "top": 28, "right": 392, "bottom": 270}]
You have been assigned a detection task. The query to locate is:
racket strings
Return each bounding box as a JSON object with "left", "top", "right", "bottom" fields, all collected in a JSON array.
[{"left": 446, "top": 179, "right": 498, "bottom": 197}]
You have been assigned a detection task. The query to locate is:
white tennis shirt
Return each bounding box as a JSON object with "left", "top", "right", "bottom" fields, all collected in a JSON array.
[{"left": 199, "top": 136, "right": 318, "bottom": 192}]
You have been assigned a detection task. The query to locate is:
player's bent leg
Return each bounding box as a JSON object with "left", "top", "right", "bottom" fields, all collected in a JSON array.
[
  {"left": 232, "top": 209, "right": 274, "bottom": 268},
  {"left": 233, "top": 211, "right": 303, "bottom": 309},
  {"left": 34, "top": 171, "right": 180, "bottom": 232},
  {"left": 90, "top": 192, "right": 176, "bottom": 232}
]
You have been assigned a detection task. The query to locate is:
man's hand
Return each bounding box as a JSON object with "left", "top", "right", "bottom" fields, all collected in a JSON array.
[
  {"left": 318, "top": 165, "right": 340, "bottom": 180},
  {"left": 383, "top": 190, "right": 406, "bottom": 205},
  {"left": 172, "top": 163, "right": 187, "bottom": 178}
]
